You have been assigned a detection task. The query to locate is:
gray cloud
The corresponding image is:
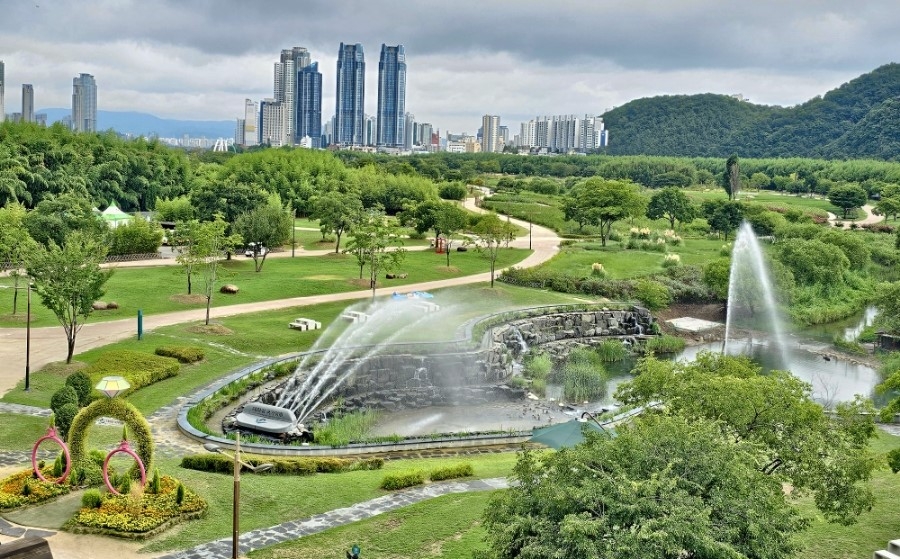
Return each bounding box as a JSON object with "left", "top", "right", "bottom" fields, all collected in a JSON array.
[{"left": 0, "top": 1, "right": 897, "bottom": 134}]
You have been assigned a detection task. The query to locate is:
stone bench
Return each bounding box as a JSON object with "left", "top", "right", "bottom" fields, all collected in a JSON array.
[
  {"left": 235, "top": 402, "right": 297, "bottom": 434},
  {"left": 289, "top": 318, "right": 321, "bottom": 331},
  {"left": 0, "top": 537, "right": 54, "bottom": 559},
  {"left": 341, "top": 311, "right": 370, "bottom": 323}
]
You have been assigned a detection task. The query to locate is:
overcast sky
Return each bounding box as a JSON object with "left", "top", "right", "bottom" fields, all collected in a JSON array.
[{"left": 1, "top": 0, "right": 898, "bottom": 135}]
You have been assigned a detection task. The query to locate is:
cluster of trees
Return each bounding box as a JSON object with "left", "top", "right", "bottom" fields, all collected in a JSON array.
[{"left": 481, "top": 353, "right": 877, "bottom": 558}]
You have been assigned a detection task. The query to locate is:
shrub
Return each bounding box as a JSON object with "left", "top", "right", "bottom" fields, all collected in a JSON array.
[
  {"left": 54, "top": 403, "right": 79, "bottom": 439},
  {"left": 524, "top": 352, "right": 552, "bottom": 380},
  {"left": 508, "top": 376, "right": 529, "bottom": 389},
  {"left": 554, "top": 348, "right": 607, "bottom": 402},
  {"left": 429, "top": 463, "right": 474, "bottom": 481},
  {"left": 662, "top": 254, "right": 681, "bottom": 268},
  {"left": 81, "top": 488, "right": 104, "bottom": 509},
  {"left": 719, "top": 243, "right": 732, "bottom": 256},
  {"left": 590, "top": 262, "right": 606, "bottom": 278},
  {"left": 438, "top": 182, "right": 468, "bottom": 200},
  {"left": 50, "top": 386, "right": 79, "bottom": 415},
  {"left": 149, "top": 468, "right": 161, "bottom": 494},
  {"left": 65, "top": 371, "right": 93, "bottom": 407},
  {"left": 380, "top": 470, "right": 425, "bottom": 490},
  {"left": 633, "top": 279, "right": 672, "bottom": 311},
  {"left": 641, "top": 335, "right": 687, "bottom": 354},
  {"left": 85, "top": 350, "right": 180, "bottom": 396},
  {"left": 107, "top": 217, "right": 164, "bottom": 255},
  {"left": 175, "top": 483, "right": 185, "bottom": 505},
  {"left": 154, "top": 346, "right": 205, "bottom": 364},
  {"left": 595, "top": 340, "right": 628, "bottom": 362}
]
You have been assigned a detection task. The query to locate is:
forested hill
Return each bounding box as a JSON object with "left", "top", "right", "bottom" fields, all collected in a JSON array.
[{"left": 602, "top": 63, "right": 900, "bottom": 160}]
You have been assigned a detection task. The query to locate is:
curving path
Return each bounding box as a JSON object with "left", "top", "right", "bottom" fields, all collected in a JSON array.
[
  {"left": 0, "top": 198, "right": 560, "bottom": 396},
  {"left": 826, "top": 204, "right": 884, "bottom": 229}
]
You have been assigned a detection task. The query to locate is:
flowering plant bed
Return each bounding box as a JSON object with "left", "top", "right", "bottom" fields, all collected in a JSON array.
[
  {"left": 65, "top": 475, "right": 207, "bottom": 538},
  {"left": 0, "top": 467, "right": 73, "bottom": 510}
]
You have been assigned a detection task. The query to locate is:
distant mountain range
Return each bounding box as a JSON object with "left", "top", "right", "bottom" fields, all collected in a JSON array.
[
  {"left": 601, "top": 63, "right": 900, "bottom": 160},
  {"left": 38, "top": 108, "right": 235, "bottom": 139}
]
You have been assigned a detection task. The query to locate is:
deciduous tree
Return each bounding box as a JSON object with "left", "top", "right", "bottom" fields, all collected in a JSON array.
[
  {"left": 26, "top": 231, "right": 112, "bottom": 363},
  {"left": 232, "top": 196, "right": 292, "bottom": 272},
  {"left": 344, "top": 209, "right": 406, "bottom": 299},
  {"left": 311, "top": 191, "right": 363, "bottom": 254},
  {"left": 828, "top": 184, "right": 868, "bottom": 219},
  {"left": 471, "top": 213, "right": 516, "bottom": 287},
  {"left": 0, "top": 203, "right": 38, "bottom": 315},
  {"left": 564, "top": 178, "right": 646, "bottom": 246},
  {"left": 645, "top": 186, "right": 696, "bottom": 229}
]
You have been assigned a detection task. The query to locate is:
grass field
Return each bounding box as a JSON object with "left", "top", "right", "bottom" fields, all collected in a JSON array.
[
  {"left": 685, "top": 189, "right": 863, "bottom": 220},
  {"left": 539, "top": 237, "right": 725, "bottom": 279},
  {"left": 0, "top": 247, "right": 530, "bottom": 328}
]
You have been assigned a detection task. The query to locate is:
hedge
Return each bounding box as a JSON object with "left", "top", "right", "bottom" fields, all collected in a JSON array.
[
  {"left": 85, "top": 350, "right": 180, "bottom": 397},
  {"left": 154, "top": 346, "right": 205, "bottom": 364},
  {"left": 65, "top": 372, "right": 94, "bottom": 406},
  {"left": 380, "top": 470, "right": 425, "bottom": 490},
  {"left": 68, "top": 398, "right": 154, "bottom": 479},
  {"left": 179, "top": 453, "right": 383, "bottom": 475},
  {"left": 428, "top": 463, "right": 474, "bottom": 481}
]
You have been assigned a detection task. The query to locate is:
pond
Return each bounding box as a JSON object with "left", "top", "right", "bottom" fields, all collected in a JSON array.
[{"left": 367, "top": 308, "right": 884, "bottom": 438}]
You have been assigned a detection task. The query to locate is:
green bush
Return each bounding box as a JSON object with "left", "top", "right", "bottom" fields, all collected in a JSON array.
[
  {"left": 554, "top": 348, "right": 607, "bottom": 402},
  {"left": 107, "top": 217, "right": 164, "bottom": 255},
  {"left": 85, "top": 350, "right": 180, "bottom": 396},
  {"left": 179, "top": 453, "right": 382, "bottom": 475},
  {"left": 154, "top": 346, "right": 205, "bottom": 363},
  {"left": 55, "top": 403, "right": 79, "bottom": 439},
  {"left": 81, "top": 488, "right": 104, "bottom": 508},
  {"left": 524, "top": 352, "right": 552, "bottom": 380},
  {"left": 429, "top": 463, "right": 474, "bottom": 482},
  {"left": 595, "top": 340, "right": 628, "bottom": 362},
  {"left": 50, "top": 386, "right": 79, "bottom": 414},
  {"left": 507, "top": 376, "right": 529, "bottom": 389},
  {"left": 439, "top": 182, "right": 468, "bottom": 201},
  {"left": 633, "top": 279, "right": 672, "bottom": 311},
  {"left": 149, "top": 468, "right": 161, "bottom": 494},
  {"left": 65, "top": 371, "right": 94, "bottom": 407},
  {"left": 380, "top": 470, "right": 425, "bottom": 490},
  {"left": 641, "top": 335, "right": 687, "bottom": 355},
  {"left": 175, "top": 483, "right": 185, "bottom": 505}
]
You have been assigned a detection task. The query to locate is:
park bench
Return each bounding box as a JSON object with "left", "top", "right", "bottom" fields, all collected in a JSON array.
[
  {"left": 0, "top": 537, "right": 54, "bottom": 559},
  {"left": 288, "top": 318, "right": 321, "bottom": 331},
  {"left": 340, "top": 311, "right": 370, "bottom": 323}
]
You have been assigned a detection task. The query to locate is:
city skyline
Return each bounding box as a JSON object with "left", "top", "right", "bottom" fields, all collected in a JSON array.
[{"left": 1, "top": 2, "right": 900, "bottom": 134}]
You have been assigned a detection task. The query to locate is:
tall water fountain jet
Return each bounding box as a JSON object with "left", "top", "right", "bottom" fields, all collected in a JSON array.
[
  {"left": 274, "top": 296, "right": 444, "bottom": 423},
  {"left": 723, "top": 221, "right": 789, "bottom": 367}
]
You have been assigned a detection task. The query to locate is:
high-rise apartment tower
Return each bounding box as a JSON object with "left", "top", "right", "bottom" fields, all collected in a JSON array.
[
  {"left": 335, "top": 43, "right": 366, "bottom": 146},
  {"left": 22, "top": 84, "right": 34, "bottom": 123},
  {"left": 376, "top": 44, "right": 406, "bottom": 148},
  {"left": 72, "top": 73, "right": 97, "bottom": 132},
  {"left": 0, "top": 61, "right": 5, "bottom": 123}
]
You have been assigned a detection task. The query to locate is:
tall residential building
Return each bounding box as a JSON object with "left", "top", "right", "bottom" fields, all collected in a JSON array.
[
  {"left": 376, "top": 44, "right": 406, "bottom": 148},
  {"left": 274, "top": 47, "right": 312, "bottom": 145},
  {"left": 334, "top": 43, "right": 365, "bottom": 146},
  {"left": 297, "top": 61, "right": 323, "bottom": 148},
  {"left": 481, "top": 115, "right": 500, "bottom": 153},
  {"left": 364, "top": 114, "right": 377, "bottom": 146},
  {"left": 72, "top": 73, "right": 97, "bottom": 132},
  {"left": 242, "top": 99, "right": 258, "bottom": 147},
  {"left": 235, "top": 118, "right": 246, "bottom": 146},
  {"left": 21, "top": 84, "right": 34, "bottom": 123},
  {"left": 403, "top": 112, "right": 416, "bottom": 150},
  {"left": 259, "top": 98, "right": 285, "bottom": 146},
  {"left": 0, "top": 60, "right": 5, "bottom": 123}
]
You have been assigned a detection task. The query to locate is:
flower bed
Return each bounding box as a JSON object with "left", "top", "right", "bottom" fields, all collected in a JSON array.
[
  {"left": 0, "top": 468, "right": 73, "bottom": 510},
  {"left": 66, "top": 475, "right": 207, "bottom": 538}
]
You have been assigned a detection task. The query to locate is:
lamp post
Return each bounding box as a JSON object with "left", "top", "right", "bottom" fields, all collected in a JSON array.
[
  {"left": 0, "top": 282, "right": 32, "bottom": 391},
  {"left": 204, "top": 433, "right": 273, "bottom": 559},
  {"left": 291, "top": 208, "right": 296, "bottom": 258},
  {"left": 528, "top": 221, "right": 532, "bottom": 251}
]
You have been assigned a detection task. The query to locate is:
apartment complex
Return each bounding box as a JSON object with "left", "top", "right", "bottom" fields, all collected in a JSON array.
[
  {"left": 518, "top": 114, "right": 608, "bottom": 153},
  {"left": 72, "top": 73, "right": 97, "bottom": 133},
  {"left": 376, "top": 44, "right": 407, "bottom": 149}
]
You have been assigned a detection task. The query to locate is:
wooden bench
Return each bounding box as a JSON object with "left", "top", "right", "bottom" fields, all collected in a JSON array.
[
  {"left": 0, "top": 537, "right": 54, "bottom": 559},
  {"left": 340, "top": 311, "right": 370, "bottom": 323},
  {"left": 288, "top": 318, "right": 321, "bottom": 331}
]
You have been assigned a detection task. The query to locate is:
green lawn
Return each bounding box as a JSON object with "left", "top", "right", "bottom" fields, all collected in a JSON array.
[
  {"left": 685, "top": 189, "right": 861, "bottom": 219},
  {"left": 538, "top": 237, "right": 725, "bottom": 279},
  {"left": 139, "top": 453, "right": 518, "bottom": 554},
  {"left": 0, "top": 247, "right": 530, "bottom": 328}
]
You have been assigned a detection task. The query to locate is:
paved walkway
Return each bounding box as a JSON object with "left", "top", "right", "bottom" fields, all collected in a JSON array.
[{"left": 826, "top": 203, "right": 883, "bottom": 229}]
